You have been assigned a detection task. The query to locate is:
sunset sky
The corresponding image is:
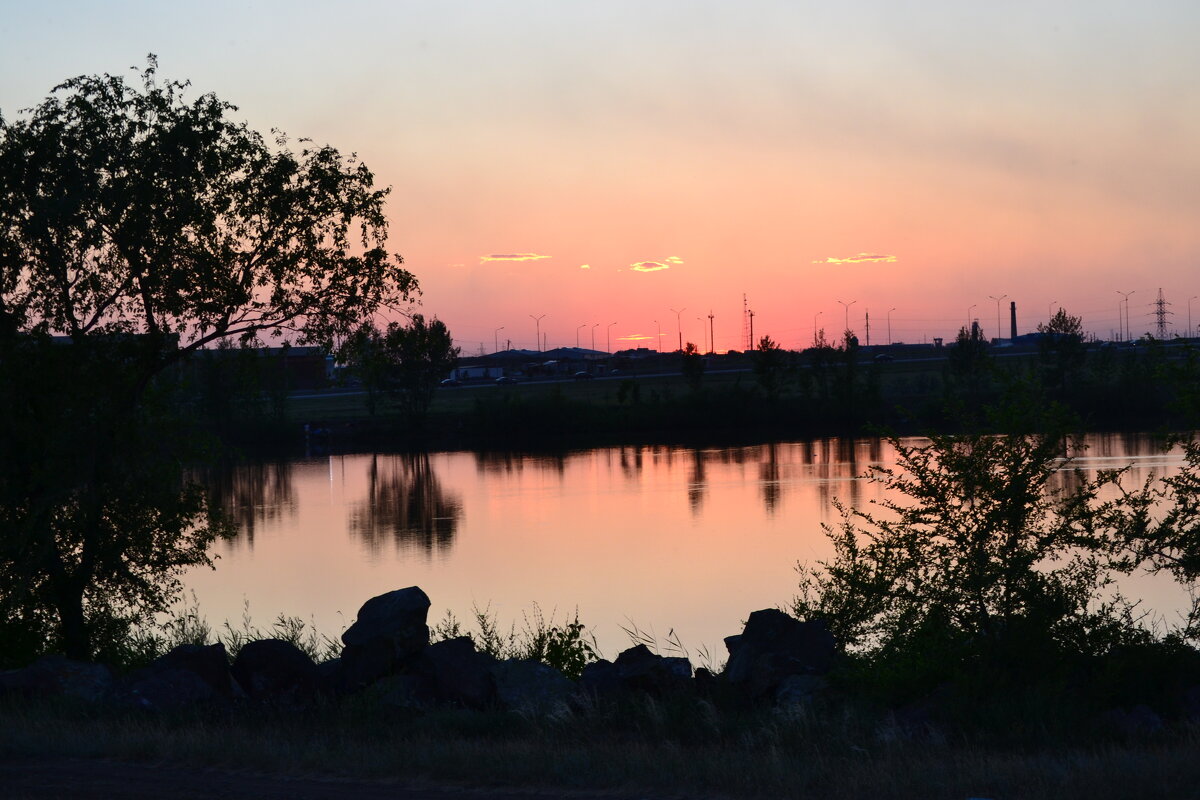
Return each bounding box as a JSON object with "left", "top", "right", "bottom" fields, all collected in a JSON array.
[{"left": 4, "top": 1, "right": 1199, "bottom": 351}]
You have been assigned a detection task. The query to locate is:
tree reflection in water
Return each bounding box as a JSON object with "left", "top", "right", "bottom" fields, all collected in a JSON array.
[
  {"left": 351, "top": 454, "right": 462, "bottom": 557},
  {"left": 202, "top": 460, "right": 296, "bottom": 547}
]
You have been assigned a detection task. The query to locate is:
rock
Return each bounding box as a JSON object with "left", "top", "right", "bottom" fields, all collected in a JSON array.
[
  {"left": 121, "top": 667, "right": 223, "bottom": 711},
  {"left": 613, "top": 645, "right": 692, "bottom": 695},
  {"left": 577, "top": 659, "right": 622, "bottom": 699},
  {"left": 315, "top": 657, "right": 349, "bottom": 697},
  {"left": 412, "top": 636, "right": 496, "bottom": 708},
  {"left": 341, "top": 587, "right": 431, "bottom": 686},
  {"left": 492, "top": 659, "right": 574, "bottom": 714},
  {"left": 149, "top": 643, "right": 239, "bottom": 698},
  {"left": 774, "top": 674, "right": 828, "bottom": 708},
  {"left": 231, "top": 639, "right": 320, "bottom": 705},
  {"left": 723, "top": 609, "right": 835, "bottom": 699},
  {"left": 364, "top": 674, "right": 436, "bottom": 710},
  {"left": 0, "top": 656, "right": 113, "bottom": 703}
]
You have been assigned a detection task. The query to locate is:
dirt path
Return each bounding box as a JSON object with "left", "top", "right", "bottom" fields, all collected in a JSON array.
[{"left": 0, "top": 757, "right": 677, "bottom": 800}]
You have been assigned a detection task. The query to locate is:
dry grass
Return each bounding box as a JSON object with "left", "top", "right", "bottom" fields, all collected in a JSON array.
[{"left": 4, "top": 696, "right": 1199, "bottom": 799}]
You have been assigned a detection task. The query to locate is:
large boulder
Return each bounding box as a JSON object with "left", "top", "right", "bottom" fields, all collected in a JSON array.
[
  {"left": 613, "top": 645, "right": 692, "bottom": 695},
  {"left": 231, "top": 639, "right": 320, "bottom": 705},
  {"left": 724, "top": 609, "right": 835, "bottom": 700},
  {"left": 0, "top": 656, "right": 113, "bottom": 703},
  {"left": 577, "top": 659, "right": 622, "bottom": 700},
  {"left": 121, "top": 668, "right": 222, "bottom": 711},
  {"left": 148, "top": 643, "right": 240, "bottom": 698},
  {"left": 365, "top": 673, "right": 437, "bottom": 710},
  {"left": 491, "top": 659, "right": 574, "bottom": 714},
  {"left": 341, "top": 587, "right": 431, "bottom": 687},
  {"left": 412, "top": 636, "right": 497, "bottom": 708}
]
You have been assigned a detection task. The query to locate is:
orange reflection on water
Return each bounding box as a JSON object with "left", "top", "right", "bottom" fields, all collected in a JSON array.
[{"left": 184, "top": 434, "right": 1188, "bottom": 658}]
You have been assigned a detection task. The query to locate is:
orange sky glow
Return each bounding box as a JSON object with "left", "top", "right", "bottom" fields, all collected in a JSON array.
[{"left": 4, "top": 2, "right": 1199, "bottom": 351}]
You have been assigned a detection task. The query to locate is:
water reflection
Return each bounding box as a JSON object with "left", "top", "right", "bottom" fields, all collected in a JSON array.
[
  {"left": 350, "top": 454, "right": 463, "bottom": 558},
  {"left": 687, "top": 448, "right": 706, "bottom": 515},
  {"left": 203, "top": 460, "right": 296, "bottom": 546}
]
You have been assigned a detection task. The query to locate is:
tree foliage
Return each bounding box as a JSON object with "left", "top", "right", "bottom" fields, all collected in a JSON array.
[
  {"left": 753, "top": 334, "right": 787, "bottom": 398},
  {"left": 0, "top": 58, "right": 416, "bottom": 659},
  {"left": 680, "top": 341, "right": 705, "bottom": 391},
  {"left": 340, "top": 315, "right": 459, "bottom": 422},
  {"left": 794, "top": 422, "right": 1146, "bottom": 663}
]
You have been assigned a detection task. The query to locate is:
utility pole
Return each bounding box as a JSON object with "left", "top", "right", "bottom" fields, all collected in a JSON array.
[
  {"left": 530, "top": 314, "right": 546, "bottom": 353},
  {"left": 865, "top": 310, "right": 871, "bottom": 347},
  {"left": 708, "top": 310, "right": 715, "bottom": 355},
  {"left": 670, "top": 307, "right": 686, "bottom": 352},
  {"left": 1190, "top": 296, "right": 1198, "bottom": 339},
  {"left": 989, "top": 294, "right": 1007, "bottom": 341},
  {"left": 887, "top": 307, "right": 896, "bottom": 345},
  {"left": 748, "top": 309, "right": 755, "bottom": 349}
]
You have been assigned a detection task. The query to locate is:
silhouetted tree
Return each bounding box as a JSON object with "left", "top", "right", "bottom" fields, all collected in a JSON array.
[
  {"left": 1037, "top": 308, "right": 1086, "bottom": 397},
  {"left": 753, "top": 335, "right": 787, "bottom": 398},
  {"left": 0, "top": 57, "right": 416, "bottom": 659},
  {"left": 680, "top": 341, "right": 705, "bottom": 391}
]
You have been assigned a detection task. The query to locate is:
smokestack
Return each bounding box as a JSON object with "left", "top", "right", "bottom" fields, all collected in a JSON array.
[{"left": 1009, "top": 301, "right": 1017, "bottom": 340}]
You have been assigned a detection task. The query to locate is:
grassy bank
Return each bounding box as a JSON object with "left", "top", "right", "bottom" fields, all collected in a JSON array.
[{"left": 4, "top": 695, "right": 1200, "bottom": 799}]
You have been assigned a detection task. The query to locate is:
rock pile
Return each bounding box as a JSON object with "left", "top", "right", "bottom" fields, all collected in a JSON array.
[{"left": 0, "top": 587, "right": 841, "bottom": 715}]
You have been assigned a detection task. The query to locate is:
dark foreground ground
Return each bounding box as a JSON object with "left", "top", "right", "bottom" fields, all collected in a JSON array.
[{"left": 0, "top": 758, "right": 673, "bottom": 800}]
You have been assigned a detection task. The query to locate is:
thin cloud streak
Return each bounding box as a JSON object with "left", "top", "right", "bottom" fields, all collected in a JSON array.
[
  {"left": 480, "top": 253, "right": 552, "bottom": 262},
  {"left": 631, "top": 261, "right": 671, "bottom": 272},
  {"left": 813, "top": 253, "right": 898, "bottom": 264}
]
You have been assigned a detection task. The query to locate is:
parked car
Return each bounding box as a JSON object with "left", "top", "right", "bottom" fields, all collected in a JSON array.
[
  {"left": 573, "top": 371, "right": 594, "bottom": 380},
  {"left": 495, "top": 376, "right": 516, "bottom": 384},
  {"left": 873, "top": 353, "right": 894, "bottom": 363},
  {"left": 439, "top": 378, "right": 462, "bottom": 387}
]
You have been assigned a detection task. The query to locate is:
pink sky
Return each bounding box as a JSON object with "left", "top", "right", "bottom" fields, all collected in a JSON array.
[{"left": 4, "top": 2, "right": 1199, "bottom": 350}]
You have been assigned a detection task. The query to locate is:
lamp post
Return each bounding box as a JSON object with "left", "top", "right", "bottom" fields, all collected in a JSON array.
[
  {"left": 654, "top": 320, "right": 661, "bottom": 352},
  {"left": 988, "top": 294, "right": 1007, "bottom": 341},
  {"left": 812, "top": 311, "right": 822, "bottom": 347},
  {"left": 887, "top": 307, "right": 896, "bottom": 345},
  {"left": 670, "top": 307, "right": 686, "bottom": 352},
  {"left": 1190, "top": 296, "right": 1198, "bottom": 339},
  {"left": 606, "top": 322, "right": 617, "bottom": 354},
  {"left": 967, "top": 304, "right": 977, "bottom": 335},
  {"left": 591, "top": 323, "right": 598, "bottom": 352},
  {"left": 493, "top": 326, "right": 504, "bottom": 354},
  {"left": 1117, "top": 291, "right": 1135, "bottom": 341},
  {"left": 1048, "top": 300, "right": 1057, "bottom": 321},
  {"left": 529, "top": 314, "right": 546, "bottom": 353},
  {"left": 837, "top": 299, "right": 857, "bottom": 335},
  {"left": 576, "top": 323, "right": 586, "bottom": 348}
]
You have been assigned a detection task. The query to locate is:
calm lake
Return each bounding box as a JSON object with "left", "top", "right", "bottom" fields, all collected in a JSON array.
[{"left": 187, "top": 433, "right": 1191, "bottom": 660}]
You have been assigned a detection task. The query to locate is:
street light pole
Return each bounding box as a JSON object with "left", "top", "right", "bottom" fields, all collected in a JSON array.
[
  {"left": 837, "top": 299, "right": 857, "bottom": 336},
  {"left": 812, "top": 311, "right": 822, "bottom": 347},
  {"left": 887, "top": 307, "right": 896, "bottom": 345},
  {"left": 670, "top": 307, "right": 686, "bottom": 352},
  {"left": 591, "top": 323, "right": 598, "bottom": 352},
  {"left": 967, "top": 304, "right": 977, "bottom": 335},
  {"left": 606, "top": 322, "right": 617, "bottom": 354},
  {"left": 1190, "top": 296, "right": 1198, "bottom": 339},
  {"left": 576, "top": 324, "right": 586, "bottom": 348},
  {"left": 989, "top": 294, "right": 1008, "bottom": 341},
  {"left": 530, "top": 314, "right": 546, "bottom": 353},
  {"left": 1048, "top": 300, "right": 1057, "bottom": 321},
  {"left": 1117, "top": 291, "right": 1135, "bottom": 341},
  {"left": 708, "top": 311, "right": 715, "bottom": 355},
  {"left": 493, "top": 326, "right": 504, "bottom": 354},
  {"left": 654, "top": 320, "right": 661, "bottom": 352}
]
